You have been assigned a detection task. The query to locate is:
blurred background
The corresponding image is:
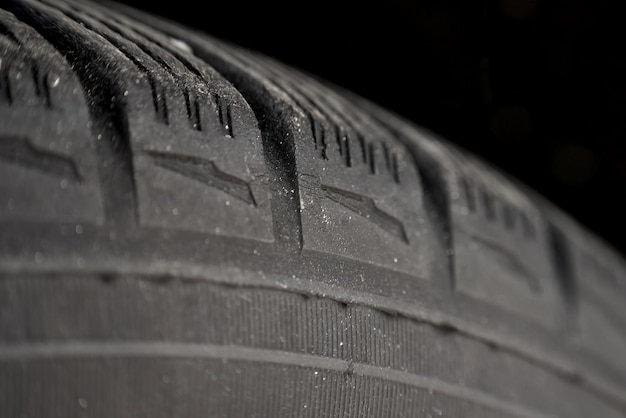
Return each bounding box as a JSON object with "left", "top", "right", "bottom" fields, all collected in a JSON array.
[{"left": 120, "top": 0, "right": 626, "bottom": 256}]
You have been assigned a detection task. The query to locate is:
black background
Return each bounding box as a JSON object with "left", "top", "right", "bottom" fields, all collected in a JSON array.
[{"left": 119, "top": 0, "right": 625, "bottom": 256}]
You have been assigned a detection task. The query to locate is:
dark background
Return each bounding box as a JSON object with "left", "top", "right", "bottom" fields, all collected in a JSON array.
[{"left": 120, "top": 0, "right": 626, "bottom": 256}]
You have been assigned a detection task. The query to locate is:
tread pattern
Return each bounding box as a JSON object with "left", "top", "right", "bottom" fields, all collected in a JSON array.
[{"left": 1, "top": 0, "right": 626, "bottom": 417}]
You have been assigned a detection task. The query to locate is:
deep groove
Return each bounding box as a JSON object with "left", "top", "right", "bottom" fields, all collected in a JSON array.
[
  {"left": 344, "top": 133, "right": 352, "bottom": 167},
  {"left": 6, "top": 0, "right": 138, "bottom": 227},
  {"left": 40, "top": 67, "right": 51, "bottom": 106},
  {"left": 183, "top": 87, "right": 201, "bottom": 130},
  {"left": 335, "top": 127, "right": 343, "bottom": 156},
  {"left": 308, "top": 111, "right": 328, "bottom": 159},
  {"left": 213, "top": 93, "right": 233, "bottom": 137},
  {"left": 30, "top": 62, "right": 51, "bottom": 107},
  {"left": 382, "top": 141, "right": 391, "bottom": 170},
  {"left": 335, "top": 128, "right": 352, "bottom": 167},
  {"left": 30, "top": 63, "right": 40, "bottom": 96},
  {"left": 520, "top": 212, "right": 536, "bottom": 239},
  {"left": 547, "top": 223, "right": 578, "bottom": 320},
  {"left": 391, "top": 153, "right": 400, "bottom": 184},
  {"left": 368, "top": 142, "right": 376, "bottom": 174},
  {"left": 357, "top": 134, "right": 367, "bottom": 163},
  {"left": 460, "top": 176, "right": 476, "bottom": 212},
  {"left": 1, "top": 70, "right": 12, "bottom": 104},
  {"left": 481, "top": 187, "right": 497, "bottom": 221},
  {"left": 193, "top": 97, "right": 202, "bottom": 131},
  {"left": 224, "top": 102, "right": 233, "bottom": 137}
]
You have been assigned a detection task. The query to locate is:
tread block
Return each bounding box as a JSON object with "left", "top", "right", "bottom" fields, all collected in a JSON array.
[
  {"left": 24, "top": 1, "right": 274, "bottom": 240},
  {"left": 256, "top": 62, "right": 439, "bottom": 277},
  {"left": 415, "top": 139, "right": 566, "bottom": 327},
  {"left": 0, "top": 10, "right": 103, "bottom": 224}
]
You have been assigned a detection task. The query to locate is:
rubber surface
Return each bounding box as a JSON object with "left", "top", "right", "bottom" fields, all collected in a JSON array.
[{"left": 1, "top": 0, "right": 625, "bottom": 417}]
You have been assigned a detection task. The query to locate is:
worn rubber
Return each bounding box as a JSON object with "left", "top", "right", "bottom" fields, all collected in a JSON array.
[{"left": 1, "top": 0, "right": 625, "bottom": 417}]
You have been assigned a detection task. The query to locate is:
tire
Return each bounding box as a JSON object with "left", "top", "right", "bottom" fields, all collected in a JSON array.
[{"left": 1, "top": 0, "right": 625, "bottom": 417}]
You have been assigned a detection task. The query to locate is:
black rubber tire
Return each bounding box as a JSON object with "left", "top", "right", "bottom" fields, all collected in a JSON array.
[{"left": 1, "top": 1, "right": 625, "bottom": 417}]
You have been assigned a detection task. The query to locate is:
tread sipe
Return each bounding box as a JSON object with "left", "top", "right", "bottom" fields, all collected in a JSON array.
[{"left": 1, "top": 0, "right": 625, "bottom": 417}]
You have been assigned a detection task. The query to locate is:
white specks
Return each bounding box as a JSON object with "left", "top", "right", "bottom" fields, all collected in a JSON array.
[
  {"left": 339, "top": 341, "right": 344, "bottom": 347},
  {"left": 123, "top": 90, "right": 129, "bottom": 97},
  {"left": 97, "top": 134, "right": 102, "bottom": 140},
  {"left": 60, "top": 179, "right": 68, "bottom": 189},
  {"left": 165, "top": 145, "right": 172, "bottom": 151},
  {"left": 169, "top": 37, "right": 193, "bottom": 53},
  {"left": 78, "top": 398, "right": 88, "bottom": 409},
  {"left": 253, "top": 249, "right": 260, "bottom": 256},
  {"left": 225, "top": 200, "right": 231, "bottom": 206},
  {"left": 51, "top": 77, "right": 61, "bottom": 88},
  {"left": 393, "top": 257, "right": 398, "bottom": 263},
  {"left": 75, "top": 224, "right": 83, "bottom": 234},
  {"left": 15, "top": 71, "right": 22, "bottom": 80},
  {"left": 313, "top": 371, "right": 319, "bottom": 376},
  {"left": 172, "top": 208, "right": 179, "bottom": 216},
  {"left": 34, "top": 252, "right": 43, "bottom": 264}
]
